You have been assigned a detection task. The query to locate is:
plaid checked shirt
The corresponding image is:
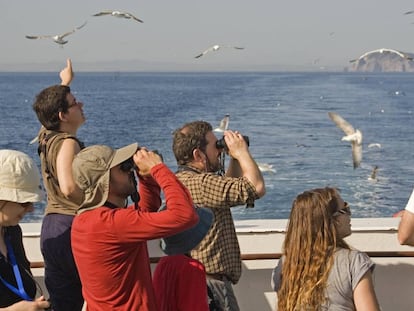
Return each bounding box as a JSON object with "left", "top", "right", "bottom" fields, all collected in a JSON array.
[{"left": 176, "top": 168, "right": 259, "bottom": 284}]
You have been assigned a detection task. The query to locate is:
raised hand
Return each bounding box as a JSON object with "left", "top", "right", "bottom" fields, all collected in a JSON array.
[
  {"left": 133, "top": 148, "right": 163, "bottom": 176},
  {"left": 60, "top": 58, "right": 73, "bottom": 86}
]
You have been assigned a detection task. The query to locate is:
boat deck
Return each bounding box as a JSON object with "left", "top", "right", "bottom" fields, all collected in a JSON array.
[{"left": 22, "top": 218, "right": 414, "bottom": 311}]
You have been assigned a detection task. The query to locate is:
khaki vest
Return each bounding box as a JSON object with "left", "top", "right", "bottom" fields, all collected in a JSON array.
[{"left": 38, "top": 129, "right": 84, "bottom": 215}]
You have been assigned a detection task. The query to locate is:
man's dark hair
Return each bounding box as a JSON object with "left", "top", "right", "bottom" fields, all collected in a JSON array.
[
  {"left": 172, "top": 121, "right": 212, "bottom": 165},
  {"left": 32, "top": 85, "right": 71, "bottom": 130}
]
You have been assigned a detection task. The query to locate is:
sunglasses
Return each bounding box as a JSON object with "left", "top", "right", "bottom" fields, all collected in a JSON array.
[
  {"left": 120, "top": 158, "right": 136, "bottom": 172},
  {"left": 334, "top": 202, "right": 351, "bottom": 216},
  {"left": 67, "top": 99, "right": 81, "bottom": 109}
]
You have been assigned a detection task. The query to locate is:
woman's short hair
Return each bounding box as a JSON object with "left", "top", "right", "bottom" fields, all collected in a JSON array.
[{"left": 33, "top": 85, "right": 71, "bottom": 130}]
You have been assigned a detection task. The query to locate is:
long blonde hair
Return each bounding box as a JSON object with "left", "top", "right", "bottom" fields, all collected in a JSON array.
[{"left": 277, "top": 187, "right": 349, "bottom": 311}]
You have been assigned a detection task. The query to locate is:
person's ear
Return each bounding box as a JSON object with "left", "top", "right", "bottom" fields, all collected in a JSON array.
[
  {"left": 58, "top": 111, "right": 67, "bottom": 122},
  {"left": 193, "top": 148, "right": 206, "bottom": 163}
]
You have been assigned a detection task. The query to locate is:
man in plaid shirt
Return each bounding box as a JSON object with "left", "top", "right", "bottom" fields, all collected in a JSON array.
[{"left": 172, "top": 120, "right": 266, "bottom": 311}]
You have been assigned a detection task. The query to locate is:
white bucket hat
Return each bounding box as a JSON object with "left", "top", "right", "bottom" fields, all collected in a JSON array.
[{"left": 0, "top": 150, "right": 44, "bottom": 203}]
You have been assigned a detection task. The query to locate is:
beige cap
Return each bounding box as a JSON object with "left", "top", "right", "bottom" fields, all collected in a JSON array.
[
  {"left": 0, "top": 150, "right": 44, "bottom": 203},
  {"left": 72, "top": 143, "right": 138, "bottom": 212}
]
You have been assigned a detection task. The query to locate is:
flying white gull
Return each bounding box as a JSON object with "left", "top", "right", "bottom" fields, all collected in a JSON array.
[
  {"left": 328, "top": 112, "right": 363, "bottom": 169},
  {"left": 93, "top": 10, "right": 143, "bottom": 23},
  {"left": 349, "top": 48, "right": 413, "bottom": 63},
  {"left": 195, "top": 45, "right": 244, "bottom": 58},
  {"left": 257, "top": 163, "right": 276, "bottom": 174},
  {"left": 368, "top": 143, "right": 381, "bottom": 149},
  {"left": 214, "top": 114, "right": 230, "bottom": 132},
  {"left": 25, "top": 21, "right": 87, "bottom": 45}
]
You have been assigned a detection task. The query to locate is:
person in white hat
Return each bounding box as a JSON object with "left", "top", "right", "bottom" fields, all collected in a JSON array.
[{"left": 0, "top": 149, "right": 51, "bottom": 310}]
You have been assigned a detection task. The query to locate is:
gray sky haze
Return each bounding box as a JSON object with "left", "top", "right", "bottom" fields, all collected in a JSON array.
[{"left": 1, "top": 0, "right": 414, "bottom": 71}]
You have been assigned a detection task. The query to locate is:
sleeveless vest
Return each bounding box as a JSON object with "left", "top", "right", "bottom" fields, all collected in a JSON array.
[{"left": 37, "top": 128, "right": 84, "bottom": 215}]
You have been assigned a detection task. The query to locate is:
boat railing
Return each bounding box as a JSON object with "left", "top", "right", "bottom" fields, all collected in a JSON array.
[
  {"left": 29, "top": 250, "right": 414, "bottom": 268},
  {"left": 23, "top": 218, "right": 414, "bottom": 310}
]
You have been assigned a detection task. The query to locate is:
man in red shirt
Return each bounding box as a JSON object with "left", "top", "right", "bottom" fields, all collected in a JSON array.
[{"left": 70, "top": 143, "right": 198, "bottom": 310}]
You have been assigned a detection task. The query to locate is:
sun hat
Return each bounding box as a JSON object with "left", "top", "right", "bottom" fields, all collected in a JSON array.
[
  {"left": 72, "top": 143, "right": 138, "bottom": 212},
  {"left": 0, "top": 150, "right": 44, "bottom": 203},
  {"left": 159, "top": 206, "right": 214, "bottom": 255}
]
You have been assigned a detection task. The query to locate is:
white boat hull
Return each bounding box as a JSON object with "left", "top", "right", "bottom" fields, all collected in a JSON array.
[{"left": 22, "top": 218, "right": 414, "bottom": 311}]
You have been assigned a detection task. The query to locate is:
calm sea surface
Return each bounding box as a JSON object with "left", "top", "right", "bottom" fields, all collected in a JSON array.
[{"left": 0, "top": 71, "right": 413, "bottom": 223}]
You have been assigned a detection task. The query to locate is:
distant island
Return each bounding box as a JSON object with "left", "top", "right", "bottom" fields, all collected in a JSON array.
[{"left": 347, "top": 48, "right": 414, "bottom": 72}]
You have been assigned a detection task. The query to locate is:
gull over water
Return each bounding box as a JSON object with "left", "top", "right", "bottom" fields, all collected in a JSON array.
[
  {"left": 93, "top": 10, "right": 143, "bottom": 23},
  {"left": 214, "top": 114, "right": 230, "bottom": 132},
  {"left": 328, "top": 112, "right": 363, "bottom": 169},
  {"left": 257, "top": 163, "right": 276, "bottom": 174},
  {"left": 194, "top": 45, "right": 244, "bottom": 58},
  {"left": 25, "top": 21, "right": 87, "bottom": 45}
]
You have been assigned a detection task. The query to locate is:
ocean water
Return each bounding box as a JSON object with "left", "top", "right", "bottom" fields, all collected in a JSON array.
[{"left": 0, "top": 71, "right": 413, "bottom": 223}]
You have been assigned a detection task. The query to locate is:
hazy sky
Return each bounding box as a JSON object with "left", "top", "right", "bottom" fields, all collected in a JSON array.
[{"left": 1, "top": 0, "right": 414, "bottom": 71}]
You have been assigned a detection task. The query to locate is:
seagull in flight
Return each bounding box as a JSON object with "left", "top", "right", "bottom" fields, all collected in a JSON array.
[
  {"left": 93, "top": 10, "right": 143, "bottom": 23},
  {"left": 25, "top": 21, "right": 87, "bottom": 45},
  {"left": 403, "top": 10, "right": 414, "bottom": 15},
  {"left": 368, "top": 143, "right": 381, "bottom": 149},
  {"left": 257, "top": 163, "right": 276, "bottom": 174},
  {"left": 328, "top": 112, "right": 363, "bottom": 169},
  {"left": 194, "top": 45, "right": 244, "bottom": 58},
  {"left": 214, "top": 114, "right": 230, "bottom": 132}
]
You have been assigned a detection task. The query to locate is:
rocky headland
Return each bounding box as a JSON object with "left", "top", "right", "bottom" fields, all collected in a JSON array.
[{"left": 347, "top": 48, "right": 414, "bottom": 72}]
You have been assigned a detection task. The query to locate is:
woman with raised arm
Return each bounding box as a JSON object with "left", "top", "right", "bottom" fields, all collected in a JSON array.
[{"left": 32, "top": 59, "right": 85, "bottom": 311}]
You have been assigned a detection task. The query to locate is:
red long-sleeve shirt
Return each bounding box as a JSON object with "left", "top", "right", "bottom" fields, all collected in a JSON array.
[{"left": 71, "top": 164, "right": 198, "bottom": 311}]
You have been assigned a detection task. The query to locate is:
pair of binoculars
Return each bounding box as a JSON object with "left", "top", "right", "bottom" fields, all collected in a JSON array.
[
  {"left": 215, "top": 135, "right": 249, "bottom": 150},
  {"left": 120, "top": 149, "right": 163, "bottom": 172}
]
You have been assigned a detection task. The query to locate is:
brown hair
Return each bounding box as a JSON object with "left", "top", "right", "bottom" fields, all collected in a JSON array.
[
  {"left": 277, "top": 187, "right": 350, "bottom": 311},
  {"left": 172, "top": 120, "right": 212, "bottom": 165},
  {"left": 32, "top": 85, "right": 71, "bottom": 130}
]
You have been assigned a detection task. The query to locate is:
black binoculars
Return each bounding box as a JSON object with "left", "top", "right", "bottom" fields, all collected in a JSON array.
[
  {"left": 216, "top": 135, "right": 249, "bottom": 150},
  {"left": 120, "top": 149, "right": 163, "bottom": 172}
]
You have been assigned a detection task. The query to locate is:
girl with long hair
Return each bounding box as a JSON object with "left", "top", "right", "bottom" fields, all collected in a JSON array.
[{"left": 272, "top": 187, "right": 380, "bottom": 311}]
